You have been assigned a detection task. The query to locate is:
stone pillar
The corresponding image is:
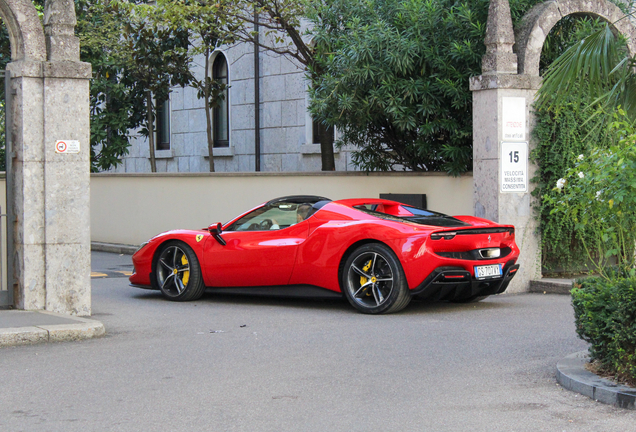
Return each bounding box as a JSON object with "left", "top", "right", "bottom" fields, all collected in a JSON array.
[
  {"left": 7, "top": 0, "right": 92, "bottom": 315},
  {"left": 469, "top": 0, "right": 541, "bottom": 292}
]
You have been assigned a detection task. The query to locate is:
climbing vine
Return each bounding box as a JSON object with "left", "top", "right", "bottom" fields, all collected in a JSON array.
[{"left": 532, "top": 14, "right": 625, "bottom": 273}]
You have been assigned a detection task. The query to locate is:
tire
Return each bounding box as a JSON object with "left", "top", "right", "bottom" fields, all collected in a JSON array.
[
  {"left": 451, "top": 295, "right": 489, "bottom": 304},
  {"left": 341, "top": 243, "right": 411, "bottom": 314},
  {"left": 154, "top": 241, "right": 205, "bottom": 302}
]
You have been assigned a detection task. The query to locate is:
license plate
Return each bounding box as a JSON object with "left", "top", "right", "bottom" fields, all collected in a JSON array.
[{"left": 474, "top": 264, "right": 502, "bottom": 279}]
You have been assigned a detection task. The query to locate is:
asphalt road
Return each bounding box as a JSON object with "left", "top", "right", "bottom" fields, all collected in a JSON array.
[{"left": 1, "top": 252, "right": 635, "bottom": 431}]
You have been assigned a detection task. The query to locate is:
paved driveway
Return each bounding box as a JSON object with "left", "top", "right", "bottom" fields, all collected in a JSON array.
[{"left": 1, "top": 252, "right": 635, "bottom": 431}]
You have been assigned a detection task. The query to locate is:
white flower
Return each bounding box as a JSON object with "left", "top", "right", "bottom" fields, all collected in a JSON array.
[
  {"left": 596, "top": 191, "right": 602, "bottom": 200},
  {"left": 578, "top": 154, "right": 584, "bottom": 160},
  {"left": 578, "top": 172, "right": 584, "bottom": 179},
  {"left": 556, "top": 178, "right": 566, "bottom": 189}
]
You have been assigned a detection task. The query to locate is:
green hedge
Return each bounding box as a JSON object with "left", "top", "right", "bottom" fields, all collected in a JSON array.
[{"left": 572, "top": 276, "right": 636, "bottom": 386}]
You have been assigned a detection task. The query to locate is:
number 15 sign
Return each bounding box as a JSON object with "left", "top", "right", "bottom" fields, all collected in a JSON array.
[{"left": 500, "top": 142, "right": 528, "bottom": 193}]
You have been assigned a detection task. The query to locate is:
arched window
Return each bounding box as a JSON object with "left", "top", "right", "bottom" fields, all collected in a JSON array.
[{"left": 212, "top": 53, "right": 229, "bottom": 148}]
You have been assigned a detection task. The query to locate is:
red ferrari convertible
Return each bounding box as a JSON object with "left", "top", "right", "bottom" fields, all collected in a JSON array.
[{"left": 130, "top": 195, "right": 520, "bottom": 314}]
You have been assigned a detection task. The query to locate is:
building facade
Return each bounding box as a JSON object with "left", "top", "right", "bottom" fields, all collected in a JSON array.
[{"left": 109, "top": 41, "right": 358, "bottom": 173}]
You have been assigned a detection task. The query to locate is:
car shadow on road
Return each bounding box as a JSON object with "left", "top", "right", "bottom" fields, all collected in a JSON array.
[
  {"left": 131, "top": 288, "right": 513, "bottom": 315},
  {"left": 404, "top": 297, "right": 514, "bottom": 315}
]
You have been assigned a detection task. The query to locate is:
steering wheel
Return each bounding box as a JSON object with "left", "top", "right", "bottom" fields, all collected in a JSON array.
[{"left": 259, "top": 219, "right": 273, "bottom": 230}]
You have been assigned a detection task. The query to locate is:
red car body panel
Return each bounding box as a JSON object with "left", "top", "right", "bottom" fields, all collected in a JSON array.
[{"left": 130, "top": 197, "right": 520, "bottom": 298}]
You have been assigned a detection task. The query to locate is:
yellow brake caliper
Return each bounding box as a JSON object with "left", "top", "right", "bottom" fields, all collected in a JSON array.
[
  {"left": 181, "top": 255, "right": 190, "bottom": 286},
  {"left": 360, "top": 259, "right": 373, "bottom": 296}
]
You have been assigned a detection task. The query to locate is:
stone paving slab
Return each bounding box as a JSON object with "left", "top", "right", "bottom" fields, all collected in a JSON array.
[
  {"left": 0, "top": 310, "right": 105, "bottom": 347},
  {"left": 557, "top": 351, "right": 636, "bottom": 410}
]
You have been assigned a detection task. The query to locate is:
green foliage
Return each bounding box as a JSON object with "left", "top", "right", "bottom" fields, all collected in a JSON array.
[
  {"left": 307, "top": 0, "right": 545, "bottom": 175},
  {"left": 537, "top": 1, "right": 636, "bottom": 135},
  {"left": 307, "top": 0, "right": 484, "bottom": 174},
  {"left": 544, "top": 111, "right": 636, "bottom": 277},
  {"left": 77, "top": 0, "right": 146, "bottom": 172},
  {"left": 572, "top": 275, "right": 636, "bottom": 386},
  {"left": 532, "top": 17, "right": 621, "bottom": 273},
  {"left": 135, "top": 0, "right": 238, "bottom": 172}
]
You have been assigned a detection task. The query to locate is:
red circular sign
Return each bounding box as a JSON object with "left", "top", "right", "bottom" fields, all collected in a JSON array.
[{"left": 56, "top": 141, "right": 67, "bottom": 152}]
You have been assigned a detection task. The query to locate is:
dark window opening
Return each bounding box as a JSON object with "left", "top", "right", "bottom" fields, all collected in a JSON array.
[
  {"left": 312, "top": 119, "right": 334, "bottom": 145},
  {"left": 213, "top": 53, "right": 229, "bottom": 148},
  {"left": 156, "top": 99, "right": 170, "bottom": 150}
]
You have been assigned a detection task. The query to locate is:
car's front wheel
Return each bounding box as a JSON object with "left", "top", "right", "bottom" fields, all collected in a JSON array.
[
  {"left": 341, "top": 243, "right": 411, "bottom": 314},
  {"left": 154, "top": 241, "right": 205, "bottom": 301}
]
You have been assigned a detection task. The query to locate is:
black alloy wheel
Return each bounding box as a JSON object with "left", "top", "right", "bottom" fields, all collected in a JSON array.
[
  {"left": 342, "top": 243, "right": 411, "bottom": 314},
  {"left": 154, "top": 241, "right": 205, "bottom": 301}
]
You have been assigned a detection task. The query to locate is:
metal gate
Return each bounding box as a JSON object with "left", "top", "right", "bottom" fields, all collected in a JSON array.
[{"left": 0, "top": 70, "right": 12, "bottom": 307}]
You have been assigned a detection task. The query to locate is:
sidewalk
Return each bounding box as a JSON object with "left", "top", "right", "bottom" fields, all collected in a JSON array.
[{"left": 0, "top": 309, "right": 105, "bottom": 347}]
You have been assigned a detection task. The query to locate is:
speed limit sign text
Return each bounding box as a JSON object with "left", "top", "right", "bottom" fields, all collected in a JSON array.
[{"left": 500, "top": 142, "right": 528, "bottom": 193}]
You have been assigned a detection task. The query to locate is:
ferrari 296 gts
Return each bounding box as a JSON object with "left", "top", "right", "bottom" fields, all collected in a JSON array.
[{"left": 129, "top": 195, "right": 520, "bottom": 314}]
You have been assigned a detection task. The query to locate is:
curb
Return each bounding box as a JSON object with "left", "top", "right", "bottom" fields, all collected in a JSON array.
[
  {"left": 529, "top": 279, "right": 573, "bottom": 295},
  {"left": 557, "top": 351, "right": 636, "bottom": 410},
  {"left": 0, "top": 311, "right": 105, "bottom": 347},
  {"left": 91, "top": 241, "right": 137, "bottom": 255}
]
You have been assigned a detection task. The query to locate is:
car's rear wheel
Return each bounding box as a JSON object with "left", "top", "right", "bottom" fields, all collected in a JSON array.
[
  {"left": 341, "top": 243, "right": 411, "bottom": 314},
  {"left": 154, "top": 241, "right": 205, "bottom": 301}
]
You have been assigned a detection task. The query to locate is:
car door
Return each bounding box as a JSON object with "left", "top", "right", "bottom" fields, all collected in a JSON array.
[{"left": 201, "top": 206, "right": 310, "bottom": 287}]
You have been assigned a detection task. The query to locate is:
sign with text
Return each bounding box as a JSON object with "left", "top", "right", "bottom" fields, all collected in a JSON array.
[
  {"left": 55, "top": 140, "right": 80, "bottom": 154},
  {"left": 502, "top": 97, "right": 526, "bottom": 141},
  {"left": 500, "top": 142, "right": 528, "bottom": 193}
]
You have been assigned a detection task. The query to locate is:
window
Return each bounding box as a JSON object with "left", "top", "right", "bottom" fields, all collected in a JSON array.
[
  {"left": 212, "top": 53, "right": 229, "bottom": 148},
  {"left": 226, "top": 202, "right": 316, "bottom": 231},
  {"left": 155, "top": 99, "right": 170, "bottom": 150},
  {"left": 312, "top": 119, "right": 334, "bottom": 145}
]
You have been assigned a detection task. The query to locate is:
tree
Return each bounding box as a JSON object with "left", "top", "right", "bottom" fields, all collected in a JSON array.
[
  {"left": 228, "top": 0, "right": 336, "bottom": 171},
  {"left": 139, "top": 0, "right": 239, "bottom": 172},
  {"left": 537, "top": 11, "right": 636, "bottom": 130},
  {"left": 307, "top": 0, "right": 489, "bottom": 174},
  {"left": 119, "top": 2, "right": 192, "bottom": 172},
  {"left": 77, "top": 0, "right": 147, "bottom": 172}
]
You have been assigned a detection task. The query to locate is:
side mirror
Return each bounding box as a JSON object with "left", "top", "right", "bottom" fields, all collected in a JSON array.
[
  {"left": 208, "top": 222, "right": 226, "bottom": 246},
  {"left": 208, "top": 222, "right": 223, "bottom": 234}
]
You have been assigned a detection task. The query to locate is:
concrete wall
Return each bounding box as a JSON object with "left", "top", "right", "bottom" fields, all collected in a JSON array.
[{"left": 91, "top": 172, "right": 473, "bottom": 246}]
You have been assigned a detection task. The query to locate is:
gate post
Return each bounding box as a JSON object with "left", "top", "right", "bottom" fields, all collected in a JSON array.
[
  {"left": 469, "top": 0, "right": 541, "bottom": 292},
  {"left": 5, "top": 0, "right": 92, "bottom": 315}
]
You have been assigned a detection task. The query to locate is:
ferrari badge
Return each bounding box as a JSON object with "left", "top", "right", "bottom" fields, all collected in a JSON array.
[{"left": 196, "top": 234, "right": 204, "bottom": 242}]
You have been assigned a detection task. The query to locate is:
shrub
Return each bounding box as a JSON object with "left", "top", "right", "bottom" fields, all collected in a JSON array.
[
  {"left": 572, "top": 275, "right": 636, "bottom": 386},
  {"left": 544, "top": 111, "right": 636, "bottom": 278}
]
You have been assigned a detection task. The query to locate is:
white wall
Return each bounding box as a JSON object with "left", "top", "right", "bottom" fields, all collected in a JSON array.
[{"left": 91, "top": 172, "right": 473, "bottom": 246}]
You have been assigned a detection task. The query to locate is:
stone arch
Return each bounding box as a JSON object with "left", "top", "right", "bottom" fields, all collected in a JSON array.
[
  {"left": 515, "top": 0, "right": 636, "bottom": 77},
  {"left": 0, "top": 0, "right": 91, "bottom": 315},
  {"left": 0, "top": 0, "right": 46, "bottom": 61}
]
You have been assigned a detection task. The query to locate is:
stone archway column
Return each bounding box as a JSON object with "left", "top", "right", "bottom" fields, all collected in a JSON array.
[
  {"left": 469, "top": 0, "right": 541, "bottom": 293},
  {"left": 470, "top": 75, "right": 542, "bottom": 293},
  {"left": 6, "top": 60, "right": 92, "bottom": 315},
  {"left": 6, "top": 0, "right": 92, "bottom": 315}
]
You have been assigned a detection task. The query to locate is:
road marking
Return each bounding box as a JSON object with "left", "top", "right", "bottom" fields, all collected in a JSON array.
[{"left": 91, "top": 272, "right": 108, "bottom": 278}]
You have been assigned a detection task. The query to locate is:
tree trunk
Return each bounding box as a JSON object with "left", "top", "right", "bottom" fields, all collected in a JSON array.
[
  {"left": 319, "top": 123, "right": 335, "bottom": 171},
  {"left": 204, "top": 50, "right": 215, "bottom": 172},
  {"left": 146, "top": 91, "right": 157, "bottom": 173}
]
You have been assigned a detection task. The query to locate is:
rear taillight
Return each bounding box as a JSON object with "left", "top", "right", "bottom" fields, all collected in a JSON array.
[{"left": 431, "top": 232, "right": 456, "bottom": 240}]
